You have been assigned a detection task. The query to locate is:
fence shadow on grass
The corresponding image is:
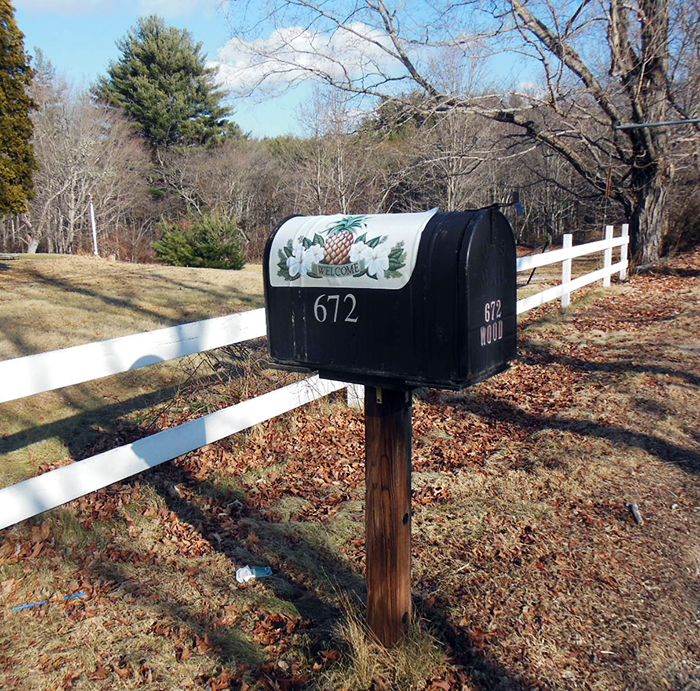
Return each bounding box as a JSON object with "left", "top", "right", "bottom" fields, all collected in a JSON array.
[
  {"left": 23, "top": 267, "right": 262, "bottom": 328},
  {"left": 148, "top": 272, "right": 263, "bottom": 307},
  {"left": 434, "top": 391, "right": 700, "bottom": 477},
  {"left": 0, "top": 385, "right": 180, "bottom": 460},
  {"left": 640, "top": 265, "right": 700, "bottom": 279},
  {"left": 521, "top": 339, "right": 700, "bottom": 395}
]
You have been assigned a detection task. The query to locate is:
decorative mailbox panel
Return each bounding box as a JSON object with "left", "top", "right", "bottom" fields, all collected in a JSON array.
[{"left": 263, "top": 207, "right": 516, "bottom": 390}]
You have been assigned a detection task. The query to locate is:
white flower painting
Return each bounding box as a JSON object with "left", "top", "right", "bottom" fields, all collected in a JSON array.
[
  {"left": 364, "top": 245, "right": 390, "bottom": 278},
  {"left": 349, "top": 241, "right": 370, "bottom": 263}
]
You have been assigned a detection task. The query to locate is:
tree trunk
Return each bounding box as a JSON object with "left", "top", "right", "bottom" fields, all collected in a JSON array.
[
  {"left": 20, "top": 213, "right": 39, "bottom": 253},
  {"left": 629, "top": 159, "right": 672, "bottom": 266}
]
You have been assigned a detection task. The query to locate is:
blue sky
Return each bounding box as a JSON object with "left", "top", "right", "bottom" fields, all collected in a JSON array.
[
  {"left": 13, "top": 0, "right": 308, "bottom": 138},
  {"left": 13, "top": 0, "right": 535, "bottom": 140}
]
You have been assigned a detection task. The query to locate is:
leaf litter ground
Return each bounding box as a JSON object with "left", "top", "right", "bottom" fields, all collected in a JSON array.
[{"left": 1, "top": 250, "right": 699, "bottom": 690}]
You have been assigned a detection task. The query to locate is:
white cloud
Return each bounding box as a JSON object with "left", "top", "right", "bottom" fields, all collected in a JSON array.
[
  {"left": 210, "top": 22, "right": 399, "bottom": 95},
  {"left": 516, "top": 80, "right": 546, "bottom": 98}
]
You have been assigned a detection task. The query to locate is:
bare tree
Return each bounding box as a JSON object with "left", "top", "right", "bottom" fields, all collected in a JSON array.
[
  {"left": 26, "top": 64, "right": 151, "bottom": 255},
  {"left": 284, "top": 88, "right": 387, "bottom": 214},
  {"left": 224, "top": 0, "right": 700, "bottom": 264},
  {"left": 157, "top": 138, "right": 289, "bottom": 260}
]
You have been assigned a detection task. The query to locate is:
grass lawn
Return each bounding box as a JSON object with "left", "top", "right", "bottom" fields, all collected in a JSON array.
[
  {"left": 0, "top": 254, "right": 265, "bottom": 488},
  {"left": 1, "top": 246, "right": 698, "bottom": 690}
]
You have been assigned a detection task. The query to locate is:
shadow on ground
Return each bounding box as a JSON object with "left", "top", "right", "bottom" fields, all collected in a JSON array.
[
  {"left": 0, "top": 385, "right": 178, "bottom": 461},
  {"left": 23, "top": 267, "right": 261, "bottom": 327},
  {"left": 521, "top": 339, "right": 700, "bottom": 388},
  {"left": 431, "top": 344, "right": 700, "bottom": 477},
  {"left": 80, "top": 458, "right": 532, "bottom": 690},
  {"left": 640, "top": 265, "right": 700, "bottom": 279}
]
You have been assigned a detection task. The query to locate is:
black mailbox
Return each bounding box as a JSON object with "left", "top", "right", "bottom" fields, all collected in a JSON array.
[{"left": 263, "top": 207, "right": 516, "bottom": 390}]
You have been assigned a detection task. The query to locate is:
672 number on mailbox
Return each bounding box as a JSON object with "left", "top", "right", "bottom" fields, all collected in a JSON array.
[
  {"left": 481, "top": 299, "right": 503, "bottom": 346},
  {"left": 313, "top": 293, "right": 359, "bottom": 323}
]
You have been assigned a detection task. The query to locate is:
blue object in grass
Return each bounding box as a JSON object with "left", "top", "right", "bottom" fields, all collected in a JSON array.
[{"left": 11, "top": 591, "right": 87, "bottom": 611}]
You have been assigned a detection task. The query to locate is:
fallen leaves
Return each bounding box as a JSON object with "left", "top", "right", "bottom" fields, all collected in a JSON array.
[
  {"left": 194, "top": 632, "right": 214, "bottom": 655},
  {"left": 59, "top": 669, "right": 80, "bottom": 690},
  {"left": 87, "top": 664, "right": 109, "bottom": 681},
  {"left": 113, "top": 661, "right": 132, "bottom": 679},
  {"left": 175, "top": 643, "right": 192, "bottom": 662},
  {"left": 252, "top": 612, "right": 302, "bottom": 646},
  {"left": 2, "top": 249, "right": 699, "bottom": 691},
  {"left": 208, "top": 669, "right": 234, "bottom": 691},
  {"left": 319, "top": 648, "right": 342, "bottom": 662}
]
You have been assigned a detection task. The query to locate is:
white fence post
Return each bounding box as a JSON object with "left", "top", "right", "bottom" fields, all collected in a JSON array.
[
  {"left": 603, "top": 225, "right": 614, "bottom": 287},
  {"left": 620, "top": 223, "right": 629, "bottom": 281},
  {"left": 90, "top": 202, "right": 99, "bottom": 256},
  {"left": 561, "top": 233, "right": 573, "bottom": 308}
]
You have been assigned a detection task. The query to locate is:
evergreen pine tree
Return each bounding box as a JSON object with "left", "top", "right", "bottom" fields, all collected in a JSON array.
[
  {"left": 93, "top": 15, "right": 239, "bottom": 150},
  {"left": 0, "top": 0, "right": 37, "bottom": 214}
]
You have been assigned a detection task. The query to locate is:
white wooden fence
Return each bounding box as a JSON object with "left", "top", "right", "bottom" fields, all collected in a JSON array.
[{"left": 0, "top": 225, "right": 628, "bottom": 530}]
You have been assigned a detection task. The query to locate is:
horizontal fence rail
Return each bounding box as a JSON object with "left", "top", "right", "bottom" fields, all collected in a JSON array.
[
  {"left": 515, "top": 235, "right": 628, "bottom": 272},
  {"left": 0, "top": 309, "right": 267, "bottom": 404},
  {"left": 516, "top": 260, "right": 625, "bottom": 314},
  {"left": 0, "top": 225, "right": 629, "bottom": 530},
  {"left": 0, "top": 376, "right": 345, "bottom": 530}
]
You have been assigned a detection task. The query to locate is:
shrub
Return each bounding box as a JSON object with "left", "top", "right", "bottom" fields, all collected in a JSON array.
[{"left": 153, "top": 215, "right": 247, "bottom": 270}]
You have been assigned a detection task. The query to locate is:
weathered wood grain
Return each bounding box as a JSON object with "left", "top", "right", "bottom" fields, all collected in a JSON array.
[{"left": 365, "top": 386, "right": 413, "bottom": 647}]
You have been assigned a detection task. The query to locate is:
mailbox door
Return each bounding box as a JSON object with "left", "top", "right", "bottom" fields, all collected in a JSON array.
[
  {"left": 264, "top": 282, "right": 417, "bottom": 385},
  {"left": 403, "top": 211, "right": 467, "bottom": 387}
]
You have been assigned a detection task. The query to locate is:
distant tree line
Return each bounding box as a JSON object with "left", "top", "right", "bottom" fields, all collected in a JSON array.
[{"left": 1, "top": 6, "right": 698, "bottom": 266}]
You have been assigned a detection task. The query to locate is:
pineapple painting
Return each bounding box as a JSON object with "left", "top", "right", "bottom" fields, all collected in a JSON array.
[
  {"left": 276, "top": 213, "right": 407, "bottom": 282},
  {"left": 322, "top": 215, "right": 366, "bottom": 265}
]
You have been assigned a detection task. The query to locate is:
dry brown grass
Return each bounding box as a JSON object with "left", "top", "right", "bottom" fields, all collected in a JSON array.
[
  {"left": 0, "top": 254, "right": 264, "bottom": 359},
  {"left": 321, "top": 596, "right": 449, "bottom": 690},
  {"left": 0, "top": 254, "right": 265, "bottom": 488},
  {"left": 1, "top": 247, "right": 699, "bottom": 690}
]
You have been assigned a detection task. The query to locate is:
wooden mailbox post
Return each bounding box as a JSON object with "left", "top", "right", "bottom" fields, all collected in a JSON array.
[
  {"left": 264, "top": 207, "right": 516, "bottom": 646},
  {"left": 365, "top": 387, "right": 413, "bottom": 646}
]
